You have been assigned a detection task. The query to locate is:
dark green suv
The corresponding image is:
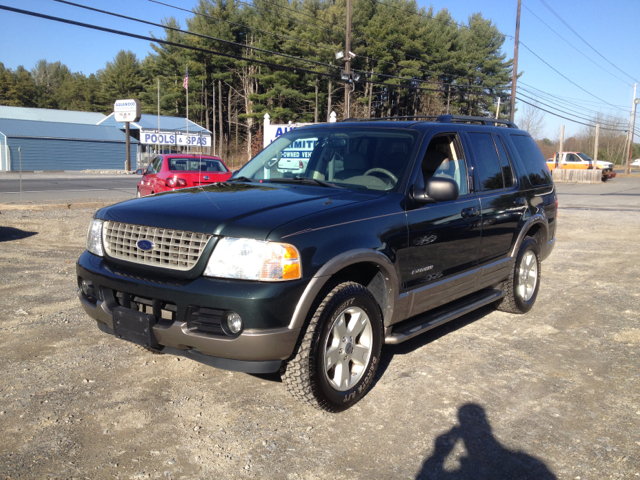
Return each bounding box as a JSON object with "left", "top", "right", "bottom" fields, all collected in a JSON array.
[{"left": 77, "top": 115, "right": 557, "bottom": 412}]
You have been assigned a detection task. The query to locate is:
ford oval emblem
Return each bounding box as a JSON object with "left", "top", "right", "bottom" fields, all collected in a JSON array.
[
  {"left": 203, "top": 175, "right": 209, "bottom": 180},
  {"left": 137, "top": 239, "right": 154, "bottom": 251}
]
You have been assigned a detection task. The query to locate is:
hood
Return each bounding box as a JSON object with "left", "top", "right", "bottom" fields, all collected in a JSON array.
[
  {"left": 96, "top": 182, "right": 377, "bottom": 240},
  {"left": 596, "top": 160, "right": 613, "bottom": 168}
]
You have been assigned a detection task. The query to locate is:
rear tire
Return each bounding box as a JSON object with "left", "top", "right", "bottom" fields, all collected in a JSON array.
[
  {"left": 497, "top": 237, "right": 541, "bottom": 314},
  {"left": 281, "top": 282, "right": 383, "bottom": 412}
]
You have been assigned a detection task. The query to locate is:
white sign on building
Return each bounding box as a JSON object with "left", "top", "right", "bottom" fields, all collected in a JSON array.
[
  {"left": 140, "top": 130, "right": 211, "bottom": 147},
  {"left": 262, "top": 112, "right": 336, "bottom": 148},
  {"left": 114, "top": 99, "right": 142, "bottom": 122}
]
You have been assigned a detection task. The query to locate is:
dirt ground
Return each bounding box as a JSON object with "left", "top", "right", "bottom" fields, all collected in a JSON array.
[{"left": 0, "top": 204, "right": 639, "bottom": 479}]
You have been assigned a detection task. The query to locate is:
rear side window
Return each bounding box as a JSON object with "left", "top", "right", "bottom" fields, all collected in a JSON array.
[
  {"left": 468, "top": 132, "right": 503, "bottom": 191},
  {"left": 494, "top": 136, "right": 514, "bottom": 188},
  {"left": 510, "top": 135, "right": 553, "bottom": 186}
]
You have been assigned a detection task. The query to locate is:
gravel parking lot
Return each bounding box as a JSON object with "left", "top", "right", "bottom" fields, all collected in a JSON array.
[{"left": 1, "top": 200, "right": 639, "bottom": 479}]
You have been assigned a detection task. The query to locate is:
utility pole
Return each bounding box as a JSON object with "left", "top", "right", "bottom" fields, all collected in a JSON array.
[
  {"left": 212, "top": 84, "right": 216, "bottom": 156},
  {"left": 625, "top": 83, "right": 637, "bottom": 174},
  {"left": 344, "top": 0, "right": 352, "bottom": 118},
  {"left": 559, "top": 125, "right": 565, "bottom": 155},
  {"left": 628, "top": 97, "right": 639, "bottom": 173},
  {"left": 510, "top": 0, "right": 522, "bottom": 123},
  {"left": 594, "top": 123, "right": 600, "bottom": 161}
]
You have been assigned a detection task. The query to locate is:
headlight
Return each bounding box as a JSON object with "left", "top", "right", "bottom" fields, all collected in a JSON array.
[
  {"left": 204, "top": 237, "right": 301, "bottom": 281},
  {"left": 86, "top": 219, "right": 104, "bottom": 257}
]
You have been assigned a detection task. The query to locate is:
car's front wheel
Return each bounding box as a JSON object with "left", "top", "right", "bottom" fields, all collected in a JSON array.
[{"left": 282, "top": 282, "right": 383, "bottom": 412}]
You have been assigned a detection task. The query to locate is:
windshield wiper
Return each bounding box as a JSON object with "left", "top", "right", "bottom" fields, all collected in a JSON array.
[
  {"left": 269, "top": 177, "right": 345, "bottom": 189},
  {"left": 227, "top": 176, "right": 255, "bottom": 183}
]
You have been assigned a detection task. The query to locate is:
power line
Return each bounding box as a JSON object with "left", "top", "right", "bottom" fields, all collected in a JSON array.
[
  {"left": 234, "top": 0, "right": 344, "bottom": 41},
  {"left": 518, "top": 41, "right": 622, "bottom": 109},
  {"left": 148, "top": 0, "right": 338, "bottom": 56},
  {"left": 352, "top": 67, "right": 509, "bottom": 91},
  {"left": 520, "top": 86, "right": 629, "bottom": 122},
  {"left": 521, "top": 2, "right": 630, "bottom": 86},
  {"left": 519, "top": 87, "right": 640, "bottom": 137},
  {"left": 0, "top": 4, "right": 507, "bottom": 102},
  {"left": 519, "top": 81, "right": 628, "bottom": 110},
  {"left": 537, "top": 0, "right": 639, "bottom": 83},
  {"left": 0, "top": 4, "right": 342, "bottom": 79},
  {"left": 516, "top": 96, "right": 629, "bottom": 132},
  {"left": 517, "top": 91, "right": 635, "bottom": 132},
  {"left": 55, "top": 0, "right": 340, "bottom": 71},
  {"left": 150, "top": 0, "right": 510, "bottom": 88}
]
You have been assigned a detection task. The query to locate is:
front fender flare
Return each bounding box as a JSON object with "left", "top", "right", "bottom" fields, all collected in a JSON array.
[{"left": 288, "top": 249, "right": 400, "bottom": 330}]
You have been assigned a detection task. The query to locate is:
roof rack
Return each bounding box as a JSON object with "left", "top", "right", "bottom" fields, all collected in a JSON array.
[{"left": 342, "top": 114, "right": 519, "bottom": 129}]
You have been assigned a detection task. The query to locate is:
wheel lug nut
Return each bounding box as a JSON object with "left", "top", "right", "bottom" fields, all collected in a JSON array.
[
  {"left": 342, "top": 337, "right": 346, "bottom": 342},
  {"left": 339, "top": 348, "right": 343, "bottom": 354}
]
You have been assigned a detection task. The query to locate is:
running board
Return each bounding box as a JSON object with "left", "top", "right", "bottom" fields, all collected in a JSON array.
[{"left": 385, "top": 289, "right": 505, "bottom": 345}]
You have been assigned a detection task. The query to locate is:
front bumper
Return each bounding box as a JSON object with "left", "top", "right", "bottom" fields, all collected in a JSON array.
[{"left": 77, "top": 251, "right": 306, "bottom": 373}]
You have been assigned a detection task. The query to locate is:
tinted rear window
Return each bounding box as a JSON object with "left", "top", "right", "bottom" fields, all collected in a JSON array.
[
  {"left": 168, "top": 158, "right": 228, "bottom": 172},
  {"left": 510, "top": 135, "right": 553, "bottom": 186}
]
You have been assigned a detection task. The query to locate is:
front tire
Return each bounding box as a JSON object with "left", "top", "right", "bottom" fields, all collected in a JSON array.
[
  {"left": 497, "top": 237, "right": 541, "bottom": 314},
  {"left": 281, "top": 282, "right": 383, "bottom": 412}
]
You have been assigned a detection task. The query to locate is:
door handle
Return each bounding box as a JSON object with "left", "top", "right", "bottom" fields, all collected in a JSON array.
[
  {"left": 514, "top": 197, "right": 526, "bottom": 206},
  {"left": 461, "top": 207, "right": 480, "bottom": 218}
]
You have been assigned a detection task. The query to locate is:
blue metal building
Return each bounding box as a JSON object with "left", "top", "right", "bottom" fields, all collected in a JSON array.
[{"left": 0, "top": 118, "right": 137, "bottom": 172}]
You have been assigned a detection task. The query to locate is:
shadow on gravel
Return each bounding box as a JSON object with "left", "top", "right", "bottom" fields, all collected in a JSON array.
[
  {"left": 0, "top": 226, "right": 38, "bottom": 242},
  {"left": 373, "top": 304, "right": 497, "bottom": 388},
  {"left": 416, "top": 403, "right": 556, "bottom": 480}
]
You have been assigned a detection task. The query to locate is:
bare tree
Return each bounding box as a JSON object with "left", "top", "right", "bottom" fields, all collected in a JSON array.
[{"left": 517, "top": 101, "right": 545, "bottom": 139}]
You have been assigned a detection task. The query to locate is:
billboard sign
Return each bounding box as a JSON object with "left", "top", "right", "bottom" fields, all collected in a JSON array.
[{"left": 140, "top": 130, "right": 211, "bottom": 147}]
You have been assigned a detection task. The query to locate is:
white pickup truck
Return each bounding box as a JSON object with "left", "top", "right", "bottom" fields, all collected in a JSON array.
[{"left": 546, "top": 152, "right": 615, "bottom": 181}]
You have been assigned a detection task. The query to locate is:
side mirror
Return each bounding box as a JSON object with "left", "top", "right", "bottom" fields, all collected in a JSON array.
[
  {"left": 135, "top": 169, "right": 144, "bottom": 175},
  {"left": 412, "top": 177, "right": 459, "bottom": 205}
]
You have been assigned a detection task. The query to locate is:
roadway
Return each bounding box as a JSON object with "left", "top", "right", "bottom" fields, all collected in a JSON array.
[
  {"left": 0, "top": 172, "right": 139, "bottom": 203},
  {"left": 1, "top": 171, "right": 640, "bottom": 210}
]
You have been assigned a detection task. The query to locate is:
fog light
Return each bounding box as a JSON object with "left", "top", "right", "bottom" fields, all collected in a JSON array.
[
  {"left": 226, "top": 312, "right": 243, "bottom": 334},
  {"left": 82, "top": 278, "right": 93, "bottom": 296}
]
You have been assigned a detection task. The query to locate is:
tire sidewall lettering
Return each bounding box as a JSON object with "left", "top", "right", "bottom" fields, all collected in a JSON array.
[{"left": 314, "top": 287, "right": 382, "bottom": 409}]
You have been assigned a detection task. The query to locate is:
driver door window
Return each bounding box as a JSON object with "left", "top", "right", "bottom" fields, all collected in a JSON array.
[{"left": 421, "top": 133, "right": 469, "bottom": 196}]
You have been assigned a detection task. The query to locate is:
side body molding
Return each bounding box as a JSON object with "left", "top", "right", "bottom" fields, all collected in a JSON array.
[{"left": 288, "top": 249, "right": 401, "bottom": 330}]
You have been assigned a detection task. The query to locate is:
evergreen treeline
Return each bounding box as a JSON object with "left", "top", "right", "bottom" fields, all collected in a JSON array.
[{"left": 0, "top": 0, "right": 513, "bottom": 162}]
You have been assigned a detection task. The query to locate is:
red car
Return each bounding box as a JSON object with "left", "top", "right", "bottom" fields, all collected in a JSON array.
[{"left": 136, "top": 155, "right": 232, "bottom": 197}]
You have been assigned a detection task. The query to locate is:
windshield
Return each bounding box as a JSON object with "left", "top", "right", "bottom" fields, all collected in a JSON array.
[
  {"left": 168, "top": 157, "right": 228, "bottom": 172},
  {"left": 235, "top": 128, "right": 418, "bottom": 191},
  {"left": 577, "top": 153, "right": 593, "bottom": 162}
]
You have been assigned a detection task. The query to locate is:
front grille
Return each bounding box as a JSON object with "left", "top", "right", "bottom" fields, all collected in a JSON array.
[{"left": 103, "top": 221, "right": 212, "bottom": 271}]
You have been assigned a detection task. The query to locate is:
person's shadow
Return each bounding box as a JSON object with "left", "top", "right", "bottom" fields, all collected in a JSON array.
[{"left": 417, "top": 404, "right": 556, "bottom": 480}]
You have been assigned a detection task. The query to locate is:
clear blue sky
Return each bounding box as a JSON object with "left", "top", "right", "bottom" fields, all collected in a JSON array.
[{"left": 1, "top": 0, "right": 639, "bottom": 139}]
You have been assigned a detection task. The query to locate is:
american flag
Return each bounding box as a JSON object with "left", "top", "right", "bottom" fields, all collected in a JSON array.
[{"left": 183, "top": 67, "right": 189, "bottom": 89}]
